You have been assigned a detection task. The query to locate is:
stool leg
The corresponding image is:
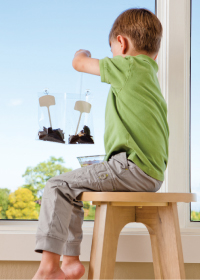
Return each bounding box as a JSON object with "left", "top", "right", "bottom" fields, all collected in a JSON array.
[
  {"left": 155, "top": 203, "right": 185, "bottom": 279},
  {"left": 88, "top": 203, "right": 135, "bottom": 279},
  {"left": 136, "top": 203, "right": 185, "bottom": 279},
  {"left": 88, "top": 204, "right": 101, "bottom": 279},
  {"left": 149, "top": 233, "right": 163, "bottom": 279}
]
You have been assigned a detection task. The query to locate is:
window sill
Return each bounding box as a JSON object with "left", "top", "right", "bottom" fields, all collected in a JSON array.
[{"left": 0, "top": 221, "right": 200, "bottom": 262}]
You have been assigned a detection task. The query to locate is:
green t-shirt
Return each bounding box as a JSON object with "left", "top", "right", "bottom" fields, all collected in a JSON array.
[{"left": 99, "top": 54, "right": 169, "bottom": 181}]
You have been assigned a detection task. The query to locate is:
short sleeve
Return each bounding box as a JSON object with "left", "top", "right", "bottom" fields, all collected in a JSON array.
[{"left": 99, "top": 56, "right": 130, "bottom": 91}]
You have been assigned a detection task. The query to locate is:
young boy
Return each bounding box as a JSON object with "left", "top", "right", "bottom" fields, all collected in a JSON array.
[{"left": 33, "top": 8, "right": 169, "bottom": 280}]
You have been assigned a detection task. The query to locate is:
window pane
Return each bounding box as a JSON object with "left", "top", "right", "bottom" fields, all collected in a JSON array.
[
  {"left": 0, "top": 0, "right": 155, "bottom": 220},
  {"left": 191, "top": 0, "right": 200, "bottom": 221}
]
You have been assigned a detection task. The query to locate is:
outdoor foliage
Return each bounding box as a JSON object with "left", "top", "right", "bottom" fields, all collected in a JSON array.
[
  {"left": 83, "top": 201, "right": 96, "bottom": 220},
  {"left": 84, "top": 205, "right": 96, "bottom": 220},
  {"left": 191, "top": 210, "right": 200, "bottom": 221},
  {"left": 0, "top": 188, "right": 10, "bottom": 219},
  {"left": 6, "top": 187, "right": 38, "bottom": 219},
  {"left": 22, "top": 156, "right": 72, "bottom": 200},
  {"left": 83, "top": 201, "right": 90, "bottom": 209}
]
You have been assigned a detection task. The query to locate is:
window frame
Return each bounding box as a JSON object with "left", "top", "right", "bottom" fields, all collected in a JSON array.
[{"left": 157, "top": 0, "right": 200, "bottom": 228}]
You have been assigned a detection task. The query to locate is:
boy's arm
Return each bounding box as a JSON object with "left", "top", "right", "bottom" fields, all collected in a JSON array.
[{"left": 72, "top": 49, "right": 100, "bottom": 76}]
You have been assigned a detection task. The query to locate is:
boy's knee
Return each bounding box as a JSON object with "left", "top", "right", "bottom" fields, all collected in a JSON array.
[
  {"left": 42, "top": 178, "right": 63, "bottom": 198},
  {"left": 42, "top": 179, "right": 53, "bottom": 198}
]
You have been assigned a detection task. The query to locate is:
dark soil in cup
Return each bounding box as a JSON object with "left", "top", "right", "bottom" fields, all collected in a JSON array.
[
  {"left": 38, "top": 126, "right": 65, "bottom": 143},
  {"left": 68, "top": 125, "right": 94, "bottom": 144}
]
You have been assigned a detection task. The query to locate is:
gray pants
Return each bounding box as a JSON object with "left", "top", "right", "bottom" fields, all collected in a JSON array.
[{"left": 34, "top": 152, "right": 163, "bottom": 256}]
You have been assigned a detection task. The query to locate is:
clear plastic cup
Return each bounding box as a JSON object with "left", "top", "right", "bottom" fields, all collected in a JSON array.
[{"left": 77, "top": 155, "right": 106, "bottom": 167}]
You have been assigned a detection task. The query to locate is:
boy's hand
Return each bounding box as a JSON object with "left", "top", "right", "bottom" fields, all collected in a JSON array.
[
  {"left": 74, "top": 49, "right": 91, "bottom": 58},
  {"left": 72, "top": 49, "right": 100, "bottom": 76}
]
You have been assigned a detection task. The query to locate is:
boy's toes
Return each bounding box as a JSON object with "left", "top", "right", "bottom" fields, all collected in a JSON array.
[{"left": 32, "top": 267, "right": 66, "bottom": 279}]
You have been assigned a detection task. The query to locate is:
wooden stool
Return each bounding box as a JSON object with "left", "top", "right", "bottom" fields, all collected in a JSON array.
[{"left": 77, "top": 192, "right": 197, "bottom": 280}]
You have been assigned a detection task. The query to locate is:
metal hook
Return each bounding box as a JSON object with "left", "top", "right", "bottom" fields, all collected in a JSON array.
[{"left": 44, "top": 88, "right": 49, "bottom": 95}]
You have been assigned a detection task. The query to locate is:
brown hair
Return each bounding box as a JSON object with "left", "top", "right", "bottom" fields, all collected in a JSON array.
[{"left": 109, "top": 8, "right": 163, "bottom": 54}]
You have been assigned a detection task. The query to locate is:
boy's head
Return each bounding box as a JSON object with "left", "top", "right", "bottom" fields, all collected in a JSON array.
[{"left": 109, "top": 8, "right": 162, "bottom": 59}]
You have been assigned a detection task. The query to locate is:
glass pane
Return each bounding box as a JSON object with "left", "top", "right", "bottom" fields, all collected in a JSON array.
[
  {"left": 191, "top": 0, "right": 200, "bottom": 221},
  {"left": 0, "top": 0, "right": 155, "bottom": 221}
]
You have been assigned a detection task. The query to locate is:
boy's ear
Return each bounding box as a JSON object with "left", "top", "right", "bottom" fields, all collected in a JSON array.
[
  {"left": 117, "top": 35, "right": 127, "bottom": 54},
  {"left": 154, "top": 54, "right": 158, "bottom": 60}
]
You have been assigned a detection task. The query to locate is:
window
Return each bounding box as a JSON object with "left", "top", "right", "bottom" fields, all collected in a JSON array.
[
  {"left": 191, "top": 0, "right": 200, "bottom": 222},
  {"left": 0, "top": 0, "right": 155, "bottom": 221}
]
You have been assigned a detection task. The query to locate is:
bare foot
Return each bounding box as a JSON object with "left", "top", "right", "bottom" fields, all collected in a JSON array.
[
  {"left": 61, "top": 260, "right": 85, "bottom": 279},
  {"left": 32, "top": 267, "right": 66, "bottom": 279}
]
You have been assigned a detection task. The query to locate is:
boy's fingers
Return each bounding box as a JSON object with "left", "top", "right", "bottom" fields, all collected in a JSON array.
[
  {"left": 74, "top": 49, "right": 91, "bottom": 57},
  {"left": 75, "top": 49, "right": 90, "bottom": 55},
  {"left": 75, "top": 49, "right": 84, "bottom": 55}
]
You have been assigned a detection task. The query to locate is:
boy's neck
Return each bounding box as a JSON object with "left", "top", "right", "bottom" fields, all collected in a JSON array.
[{"left": 123, "top": 49, "right": 157, "bottom": 60}]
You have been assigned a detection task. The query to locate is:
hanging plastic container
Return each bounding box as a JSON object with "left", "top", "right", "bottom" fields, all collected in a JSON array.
[
  {"left": 36, "top": 89, "right": 94, "bottom": 145},
  {"left": 37, "top": 89, "right": 66, "bottom": 144},
  {"left": 66, "top": 90, "right": 95, "bottom": 144}
]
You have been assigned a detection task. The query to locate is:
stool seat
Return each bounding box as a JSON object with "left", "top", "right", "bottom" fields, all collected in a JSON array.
[
  {"left": 78, "top": 191, "right": 197, "bottom": 280},
  {"left": 77, "top": 192, "right": 196, "bottom": 203}
]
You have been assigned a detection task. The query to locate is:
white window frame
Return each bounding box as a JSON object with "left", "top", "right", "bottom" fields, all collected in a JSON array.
[
  {"left": 0, "top": 0, "right": 200, "bottom": 262},
  {"left": 157, "top": 0, "right": 200, "bottom": 229}
]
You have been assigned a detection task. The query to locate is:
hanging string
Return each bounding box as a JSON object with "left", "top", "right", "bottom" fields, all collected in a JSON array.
[{"left": 79, "top": 73, "right": 83, "bottom": 100}]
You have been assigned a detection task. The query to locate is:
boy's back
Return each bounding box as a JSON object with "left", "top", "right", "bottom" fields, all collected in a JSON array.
[
  {"left": 100, "top": 54, "right": 169, "bottom": 181},
  {"left": 72, "top": 8, "right": 169, "bottom": 182}
]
